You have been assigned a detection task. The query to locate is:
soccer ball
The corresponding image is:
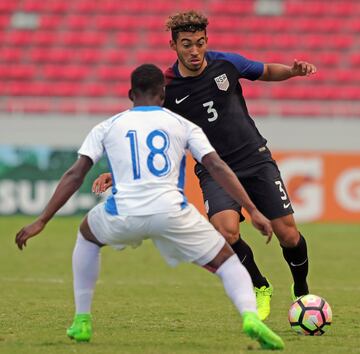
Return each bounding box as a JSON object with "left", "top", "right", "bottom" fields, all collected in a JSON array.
[{"left": 288, "top": 294, "right": 332, "bottom": 335}]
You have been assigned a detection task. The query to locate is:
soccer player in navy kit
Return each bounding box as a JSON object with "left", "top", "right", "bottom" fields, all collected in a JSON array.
[
  {"left": 163, "top": 10, "right": 317, "bottom": 320},
  {"left": 93, "top": 11, "right": 316, "bottom": 320}
]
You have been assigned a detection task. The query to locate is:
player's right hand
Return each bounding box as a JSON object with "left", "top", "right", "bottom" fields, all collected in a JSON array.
[
  {"left": 291, "top": 59, "right": 317, "bottom": 76},
  {"left": 92, "top": 173, "right": 113, "bottom": 195},
  {"left": 15, "top": 219, "right": 46, "bottom": 250},
  {"left": 249, "top": 210, "right": 273, "bottom": 244}
]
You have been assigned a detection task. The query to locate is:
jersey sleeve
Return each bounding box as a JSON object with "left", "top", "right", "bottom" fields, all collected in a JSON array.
[
  {"left": 207, "top": 50, "right": 264, "bottom": 80},
  {"left": 77, "top": 120, "right": 111, "bottom": 164},
  {"left": 184, "top": 119, "right": 215, "bottom": 162}
]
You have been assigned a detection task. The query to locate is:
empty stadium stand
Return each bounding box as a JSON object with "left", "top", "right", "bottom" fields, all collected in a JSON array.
[{"left": 0, "top": 0, "right": 359, "bottom": 117}]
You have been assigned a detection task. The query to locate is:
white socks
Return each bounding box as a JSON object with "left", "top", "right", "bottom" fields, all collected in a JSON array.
[
  {"left": 71, "top": 233, "right": 255, "bottom": 317},
  {"left": 72, "top": 231, "right": 101, "bottom": 314},
  {"left": 215, "top": 254, "right": 257, "bottom": 315}
]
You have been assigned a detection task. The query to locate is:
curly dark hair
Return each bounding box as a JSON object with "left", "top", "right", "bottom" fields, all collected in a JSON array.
[{"left": 165, "top": 10, "right": 209, "bottom": 41}]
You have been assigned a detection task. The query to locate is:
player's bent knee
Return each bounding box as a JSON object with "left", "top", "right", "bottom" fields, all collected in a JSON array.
[
  {"left": 203, "top": 243, "right": 235, "bottom": 271},
  {"left": 225, "top": 233, "right": 241, "bottom": 245},
  {"left": 210, "top": 211, "right": 240, "bottom": 244},
  {"left": 80, "top": 216, "right": 105, "bottom": 247},
  {"left": 275, "top": 228, "right": 300, "bottom": 247},
  {"left": 272, "top": 215, "right": 300, "bottom": 247}
]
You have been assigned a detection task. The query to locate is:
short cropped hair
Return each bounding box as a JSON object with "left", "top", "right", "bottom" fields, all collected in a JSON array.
[
  {"left": 165, "top": 10, "right": 209, "bottom": 41},
  {"left": 131, "top": 64, "right": 165, "bottom": 95}
]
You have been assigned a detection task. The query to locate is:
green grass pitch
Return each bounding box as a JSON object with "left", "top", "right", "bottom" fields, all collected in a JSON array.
[{"left": 1, "top": 216, "right": 360, "bottom": 353}]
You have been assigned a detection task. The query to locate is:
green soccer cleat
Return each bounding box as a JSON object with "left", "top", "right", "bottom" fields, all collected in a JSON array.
[
  {"left": 254, "top": 282, "right": 273, "bottom": 321},
  {"left": 291, "top": 283, "right": 309, "bottom": 302},
  {"left": 67, "top": 313, "right": 92, "bottom": 342},
  {"left": 243, "top": 312, "right": 285, "bottom": 350}
]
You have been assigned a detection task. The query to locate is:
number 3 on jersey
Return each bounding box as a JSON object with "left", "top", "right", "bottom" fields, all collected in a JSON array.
[
  {"left": 126, "top": 129, "right": 171, "bottom": 180},
  {"left": 203, "top": 101, "right": 218, "bottom": 122}
]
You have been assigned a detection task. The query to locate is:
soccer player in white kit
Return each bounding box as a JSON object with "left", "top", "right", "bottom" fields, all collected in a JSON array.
[{"left": 15, "top": 64, "right": 284, "bottom": 350}]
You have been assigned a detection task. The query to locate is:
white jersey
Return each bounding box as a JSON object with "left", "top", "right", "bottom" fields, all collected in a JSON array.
[{"left": 78, "top": 106, "right": 215, "bottom": 215}]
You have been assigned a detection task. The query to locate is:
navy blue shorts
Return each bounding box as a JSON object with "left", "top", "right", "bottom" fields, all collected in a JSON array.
[{"left": 194, "top": 147, "right": 294, "bottom": 220}]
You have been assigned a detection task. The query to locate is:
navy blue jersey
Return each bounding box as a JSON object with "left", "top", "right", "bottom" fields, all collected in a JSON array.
[{"left": 164, "top": 51, "right": 268, "bottom": 167}]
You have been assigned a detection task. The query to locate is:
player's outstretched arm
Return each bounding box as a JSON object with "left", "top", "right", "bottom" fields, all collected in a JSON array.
[
  {"left": 259, "top": 59, "right": 316, "bottom": 81},
  {"left": 15, "top": 156, "right": 93, "bottom": 250},
  {"left": 201, "top": 152, "right": 273, "bottom": 242},
  {"left": 92, "top": 172, "right": 112, "bottom": 195}
]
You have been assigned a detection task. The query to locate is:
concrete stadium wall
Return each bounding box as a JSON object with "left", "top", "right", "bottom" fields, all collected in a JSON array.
[{"left": 1, "top": 114, "right": 360, "bottom": 151}]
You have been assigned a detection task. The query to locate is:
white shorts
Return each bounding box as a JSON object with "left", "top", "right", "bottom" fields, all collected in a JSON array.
[{"left": 87, "top": 203, "right": 225, "bottom": 267}]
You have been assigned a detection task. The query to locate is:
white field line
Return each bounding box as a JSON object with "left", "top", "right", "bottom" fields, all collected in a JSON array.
[{"left": 1, "top": 277, "right": 66, "bottom": 284}]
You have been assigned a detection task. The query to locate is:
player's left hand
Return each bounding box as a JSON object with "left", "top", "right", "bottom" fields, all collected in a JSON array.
[
  {"left": 15, "top": 219, "right": 45, "bottom": 250},
  {"left": 92, "top": 173, "right": 113, "bottom": 195},
  {"left": 291, "top": 59, "right": 317, "bottom": 76}
]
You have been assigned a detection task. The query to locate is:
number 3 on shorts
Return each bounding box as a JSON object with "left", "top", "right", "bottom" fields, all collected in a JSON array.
[{"left": 275, "top": 180, "right": 288, "bottom": 201}]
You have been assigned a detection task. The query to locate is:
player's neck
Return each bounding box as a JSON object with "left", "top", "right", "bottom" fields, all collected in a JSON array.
[
  {"left": 133, "top": 97, "right": 162, "bottom": 107},
  {"left": 178, "top": 59, "right": 208, "bottom": 77}
]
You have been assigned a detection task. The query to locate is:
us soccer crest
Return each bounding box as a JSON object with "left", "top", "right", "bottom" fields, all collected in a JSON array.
[{"left": 214, "top": 74, "right": 229, "bottom": 91}]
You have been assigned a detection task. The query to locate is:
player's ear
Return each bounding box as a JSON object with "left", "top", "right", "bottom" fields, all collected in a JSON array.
[
  {"left": 169, "top": 39, "right": 176, "bottom": 51},
  {"left": 128, "top": 89, "right": 134, "bottom": 102}
]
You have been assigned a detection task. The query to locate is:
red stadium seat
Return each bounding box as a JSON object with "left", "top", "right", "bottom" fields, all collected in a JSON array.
[
  {"left": 40, "top": 15, "right": 63, "bottom": 30},
  {"left": 0, "top": 15, "right": 9, "bottom": 29},
  {"left": 210, "top": 1, "right": 254, "bottom": 14},
  {"left": 286, "top": 2, "right": 327, "bottom": 16},
  {"left": 7, "top": 31, "right": 33, "bottom": 46},
  {"left": 67, "top": 15, "right": 91, "bottom": 30},
  {"left": 7, "top": 81, "right": 48, "bottom": 96},
  {"left": 74, "top": 1, "right": 98, "bottom": 13},
  {"left": 22, "top": 0, "right": 46, "bottom": 12},
  {"left": 30, "top": 47, "right": 73, "bottom": 63},
  {"left": 97, "top": 66, "right": 133, "bottom": 81},
  {"left": 46, "top": 1, "right": 70, "bottom": 13},
  {"left": 82, "top": 83, "right": 107, "bottom": 97},
  {"left": 78, "top": 48, "right": 103, "bottom": 64},
  {"left": 43, "top": 65, "right": 89, "bottom": 81},
  {"left": 103, "top": 49, "right": 127, "bottom": 64},
  {"left": 0, "top": 47, "right": 22, "bottom": 63},
  {"left": 116, "top": 32, "right": 139, "bottom": 47},
  {"left": 147, "top": 33, "right": 169, "bottom": 48},
  {"left": 0, "top": 0, "right": 358, "bottom": 117},
  {"left": 96, "top": 15, "right": 139, "bottom": 31},
  {"left": 60, "top": 31, "right": 106, "bottom": 47},
  {"left": 0, "top": 64, "right": 36, "bottom": 80},
  {"left": 333, "top": 70, "right": 360, "bottom": 83},
  {"left": 350, "top": 54, "right": 360, "bottom": 67},
  {"left": 113, "top": 83, "right": 131, "bottom": 96},
  {"left": 348, "top": 18, "right": 360, "bottom": 32},
  {"left": 33, "top": 31, "right": 58, "bottom": 46},
  {"left": 338, "top": 86, "right": 360, "bottom": 100},
  {"left": 0, "top": 1, "right": 17, "bottom": 12},
  {"left": 135, "top": 50, "right": 176, "bottom": 65},
  {"left": 317, "top": 52, "right": 341, "bottom": 67},
  {"left": 50, "top": 82, "right": 82, "bottom": 96}
]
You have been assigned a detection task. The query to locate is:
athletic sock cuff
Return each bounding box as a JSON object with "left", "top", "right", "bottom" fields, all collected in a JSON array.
[{"left": 215, "top": 254, "right": 239, "bottom": 277}]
